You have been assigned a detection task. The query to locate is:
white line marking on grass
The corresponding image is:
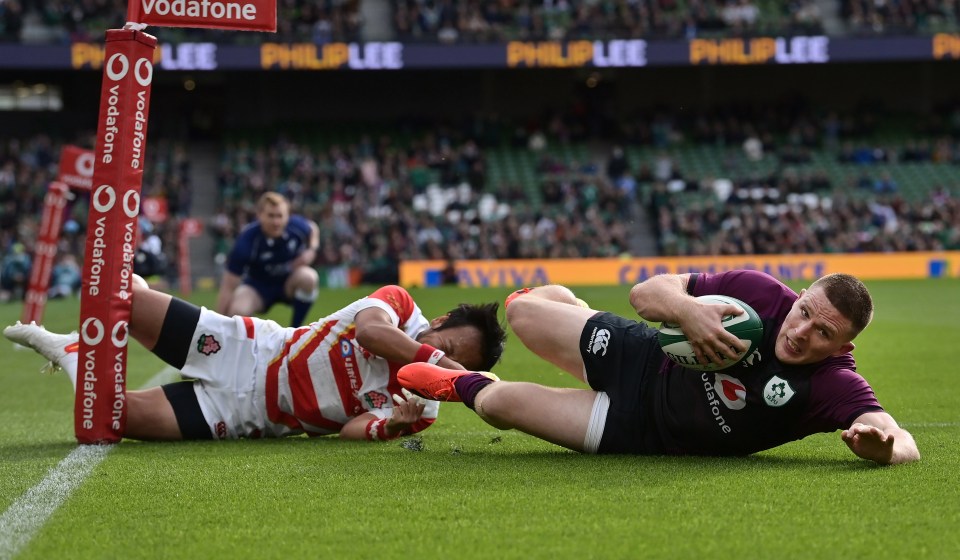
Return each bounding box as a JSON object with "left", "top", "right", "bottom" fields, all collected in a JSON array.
[
  {"left": 901, "top": 422, "right": 960, "bottom": 428},
  {"left": 0, "top": 365, "right": 180, "bottom": 560},
  {"left": 0, "top": 445, "right": 112, "bottom": 560}
]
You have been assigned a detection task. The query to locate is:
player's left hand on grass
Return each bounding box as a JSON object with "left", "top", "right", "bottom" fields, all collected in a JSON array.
[
  {"left": 841, "top": 422, "right": 895, "bottom": 464},
  {"left": 387, "top": 388, "right": 426, "bottom": 435}
]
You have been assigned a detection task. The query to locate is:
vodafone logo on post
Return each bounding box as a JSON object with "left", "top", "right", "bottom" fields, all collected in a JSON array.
[
  {"left": 105, "top": 53, "right": 153, "bottom": 86},
  {"left": 92, "top": 184, "right": 115, "bottom": 212},
  {"left": 76, "top": 153, "right": 94, "bottom": 176},
  {"left": 111, "top": 321, "right": 129, "bottom": 349},
  {"left": 131, "top": 0, "right": 276, "bottom": 32},
  {"left": 58, "top": 145, "right": 95, "bottom": 190},
  {"left": 82, "top": 317, "right": 105, "bottom": 345},
  {"left": 142, "top": 0, "right": 257, "bottom": 21},
  {"left": 91, "top": 185, "right": 142, "bottom": 218}
]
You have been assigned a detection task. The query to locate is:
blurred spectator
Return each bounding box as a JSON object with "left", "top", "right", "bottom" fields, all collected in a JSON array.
[
  {"left": 742, "top": 131, "right": 764, "bottom": 162},
  {"left": 844, "top": 0, "right": 959, "bottom": 35},
  {"left": 134, "top": 218, "right": 171, "bottom": 290},
  {"left": 13, "top": 0, "right": 960, "bottom": 46},
  {"left": 1, "top": 0, "right": 24, "bottom": 42},
  {"left": 872, "top": 171, "right": 898, "bottom": 195},
  {"left": 48, "top": 252, "right": 80, "bottom": 299},
  {"left": 392, "top": 0, "right": 823, "bottom": 43},
  {"left": 0, "top": 241, "right": 30, "bottom": 302}
]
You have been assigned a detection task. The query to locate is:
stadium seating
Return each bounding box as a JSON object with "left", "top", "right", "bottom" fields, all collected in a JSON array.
[
  {"left": 0, "top": 133, "right": 192, "bottom": 294},
  {"left": 12, "top": 0, "right": 960, "bottom": 45}
]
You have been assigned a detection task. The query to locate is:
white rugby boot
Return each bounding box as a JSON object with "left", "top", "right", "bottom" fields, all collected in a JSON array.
[{"left": 4, "top": 321, "right": 79, "bottom": 377}]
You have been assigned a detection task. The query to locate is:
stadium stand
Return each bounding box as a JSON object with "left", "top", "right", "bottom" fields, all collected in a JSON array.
[
  {"left": 843, "top": 0, "right": 960, "bottom": 35},
  {"left": 21, "top": 0, "right": 960, "bottom": 45},
  {"left": 212, "top": 124, "right": 632, "bottom": 284},
  {"left": 392, "top": 0, "right": 825, "bottom": 43},
  {"left": 204, "top": 102, "right": 960, "bottom": 278},
  {"left": 4, "top": 96, "right": 960, "bottom": 293},
  {"left": 0, "top": 132, "right": 191, "bottom": 298},
  {"left": 4, "top": 0, "right": 362, "bottom": 44},
  {"left": 3, "top": 0, "right": 960, "bottom": 289}
]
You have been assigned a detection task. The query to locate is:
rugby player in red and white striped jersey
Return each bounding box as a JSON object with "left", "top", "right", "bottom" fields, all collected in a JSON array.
[{"left": 5, "top": 279, "right": 506, "bottom": 442}]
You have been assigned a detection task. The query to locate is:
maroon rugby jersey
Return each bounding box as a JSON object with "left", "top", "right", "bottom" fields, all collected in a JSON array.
[{"left": 648, "top": 270, "right": 882, "bottom": 455}]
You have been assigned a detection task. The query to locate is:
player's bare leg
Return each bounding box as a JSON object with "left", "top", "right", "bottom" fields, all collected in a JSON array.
[
  {"left": 285, "top": 266, "right": 319, "bottom": 327},
  {"left": 285, "top": 265, "right": 319, "bottom": 299},
  {"left": 227, "top": 284, "right": 265, "bottom": 316},
  {"left": 473, "top": 382, "right": 596, "bottom": 451},
  {"left": 506, "top": 286, "right": 597, "bottom": 382},
  {"left": 129, "top": 274, "right": 173, "bottom": 350},
  {"left": 3, "top": 320, "right": 184, "bottom": 441},
  {"left": 125, "top": 387, "right": 184, "bottom": 440},
  {"left": 398, "top": 362, "right": 598, "bottom": 452}
]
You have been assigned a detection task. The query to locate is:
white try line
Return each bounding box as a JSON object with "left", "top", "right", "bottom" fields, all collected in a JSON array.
[
  {"left": 0, "top": 365, "right": 179, "bottom": 560},
  {"left": 900, "top": 422, "right": 960, "bottom": 429}
]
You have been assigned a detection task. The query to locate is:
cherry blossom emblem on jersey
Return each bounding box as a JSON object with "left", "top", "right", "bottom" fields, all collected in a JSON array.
[{"left": 197, "top": 333, "right": 221, "bottom": 355}]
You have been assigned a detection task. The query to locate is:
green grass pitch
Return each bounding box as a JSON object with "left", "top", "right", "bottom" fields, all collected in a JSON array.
[{"left": 1, "top": 280, "right": 958, "bottom": 559}]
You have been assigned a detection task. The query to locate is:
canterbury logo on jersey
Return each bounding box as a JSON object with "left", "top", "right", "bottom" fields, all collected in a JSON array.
[{"left": 586, "top": 327, "right": 611, "bottom": 356}]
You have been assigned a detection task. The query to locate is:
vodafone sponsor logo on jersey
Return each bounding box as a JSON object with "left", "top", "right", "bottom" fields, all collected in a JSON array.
[
  {"left": 700, "top": 371, "right": 748, "bottom": 434},
  {"left": 129, "top": 0, "right": 276, "bottom": 32}
]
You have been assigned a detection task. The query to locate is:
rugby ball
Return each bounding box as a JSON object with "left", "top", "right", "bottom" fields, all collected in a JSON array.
[{"left": 658, "top": 295, "right": 763, "bottom": 371}]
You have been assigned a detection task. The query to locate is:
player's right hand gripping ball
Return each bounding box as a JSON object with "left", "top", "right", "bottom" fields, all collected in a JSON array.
[{"left": 657, "top": 295, "right": 763, "bottom": 371}]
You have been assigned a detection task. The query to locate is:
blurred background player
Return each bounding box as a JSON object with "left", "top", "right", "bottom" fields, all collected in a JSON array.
[
  {"left": 0, "top": 242, "right": 31, "bottom": 303},
  {"left": 216, "top": 192, "right": 320, "bottom": 327},
  {"left": 47, "top": 253, "right": 81, "bottom": 299},
  {"left": 133, "top": 217, "right": 170, "bottom": 291},
  {"left": 5, "top": 277, "right": 507, "bottom": 441}
]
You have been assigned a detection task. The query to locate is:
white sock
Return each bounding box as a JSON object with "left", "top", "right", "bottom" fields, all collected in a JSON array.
[
  {"left": 62, "top": 352, "right": 79, "bottom": 392},
  {"left": 293, "top": 287, "right": 318, "bottom": 302}
]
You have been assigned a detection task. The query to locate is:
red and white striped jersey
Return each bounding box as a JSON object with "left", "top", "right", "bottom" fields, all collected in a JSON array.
[{"left": 258, "top": 285, "right": 439, "bottom": 437}]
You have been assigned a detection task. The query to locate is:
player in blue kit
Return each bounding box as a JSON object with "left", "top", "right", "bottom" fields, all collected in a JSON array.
[
  {"left": 400, "top": 270, "right": 920, "bottom": 466},
  {"left": 217, "top": 192, "right": 321, "bottom": 327}
]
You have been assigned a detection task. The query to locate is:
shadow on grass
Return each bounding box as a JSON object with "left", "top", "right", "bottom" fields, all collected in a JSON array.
[{"left": 10, "top": 435, "right": 882, "bottom": 473}]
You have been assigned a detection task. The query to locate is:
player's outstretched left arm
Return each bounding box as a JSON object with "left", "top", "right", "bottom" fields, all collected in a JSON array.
[
  {"left": 842, "top": 411, "right": 919, "bottom": 465},
  {"left": 354, "top": 307, "right": 466, "bottom": 371}
]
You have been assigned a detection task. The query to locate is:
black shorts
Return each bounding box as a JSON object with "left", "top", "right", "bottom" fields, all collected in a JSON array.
[
  {"left": 155, "top": 296, "right": 213, "bottom": 440},
  {"left": 580, "top": 312, "right": 663, "bottom": 454},
  {"left": 161, "top": 382, "right": 213, "bottom": 440}
]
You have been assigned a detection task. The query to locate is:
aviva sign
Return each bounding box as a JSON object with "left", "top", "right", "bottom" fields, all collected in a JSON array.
[{"left": 400, "top": 252, "right": 960, "bottom": 288}]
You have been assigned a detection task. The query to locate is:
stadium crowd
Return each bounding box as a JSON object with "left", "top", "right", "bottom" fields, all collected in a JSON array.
[
  {"left": 648, "top": 185, "right": 960, "bottom": 256},
  {"left": 7, "top": 0, "right": 960, "bottom": 45},
  {"left": 1, "top": 0, "right": 362, "bottom": 44},
  {"left": 0, "top": 132, "right": 190, "bottom": 300},
  {"left": 392, "top": 0, "right": 824, "bottom": 43},
  {"left": 3, "top": 99, "right": 960, "bottom": 295},
  {"left": 212, "top": 124, "right": 633, "bottom": 285},
  {"left": 843, "top": 0, "right": 960, "bottom": 35}
]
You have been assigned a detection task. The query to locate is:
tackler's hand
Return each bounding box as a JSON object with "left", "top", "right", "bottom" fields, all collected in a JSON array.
[{"left": 388, "top": 388, "right": 427, "bottom": 435}]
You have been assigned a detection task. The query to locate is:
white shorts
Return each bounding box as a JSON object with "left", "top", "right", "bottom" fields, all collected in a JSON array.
[{"left": 180, "top": 308, "right": 291, "bottom": 439}]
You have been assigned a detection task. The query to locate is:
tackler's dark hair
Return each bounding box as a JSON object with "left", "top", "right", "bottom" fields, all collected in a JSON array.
[{"left": 436, "top": 302, "right": 507, "bottom": 371}]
